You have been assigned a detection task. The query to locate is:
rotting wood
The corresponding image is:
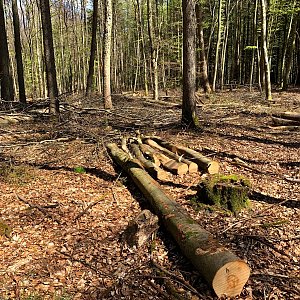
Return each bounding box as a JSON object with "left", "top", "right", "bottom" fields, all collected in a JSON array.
[
  {"left": 121, "top": 209, "right": 159, "bottom": 248},
  {"left": 150, "top": 137, "right": 219, "bottom": 174},
  {"left": 143, "top": 138, "right": 198, "bottom": 173},
  {"left": 107, "top": 143, "right": 250, "bottom": 298},
  {"left": 271, "top": 116, "right": 300, "bottom": 126},
  {"left": 121, "top": 137, "right": 133, "bottom": 159},
  {"left": 130, "top": 143, "right": 169, "bottom": 181}
]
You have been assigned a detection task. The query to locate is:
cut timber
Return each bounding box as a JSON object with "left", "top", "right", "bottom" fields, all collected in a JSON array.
[
  {"left": 272, "top": 111, "right": 300, "bottom": 122},
  {"left": 271, "top": 116, "right": 300, "bottom": 126},
  {"left": 139, "top": 144, "right": 161, "bottom": 167},
  {"left": 150, "top": 137, "right": 219, "bottom": 174},
  {"left": 144, "top": 138, "right": 198, "bottom": 173},
  {"left": 141, "top": 143, "right": 189, "bottom": 175},
  {"left": 121, "top": 209, "right": 159, "bottom": 248},
  {"left": 107, "top": 143, "right": 250, "bottom": 298},
  {"left": 130, "top": 143, "right": 169, "bottom": 181}
]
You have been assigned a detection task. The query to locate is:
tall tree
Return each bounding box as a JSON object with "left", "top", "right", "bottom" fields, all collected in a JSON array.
[
  {"left": 0, "top": 0, "right": 14, "bottom": 101},
  {"left": 196, "top": 2, "right": 211, "bottom": 93},
  {"left": 12, "top": 0, "right": 26, "bottom": 104},
  {"left": 86, "top": 0, "right": 99, "bottom": 96},
  {"left": 40, "top": 0, "right": 59, "bottom": 114},
  {"left": 182, "top": 0, "right": 198, "bottom": 127},
  {"left": 260, "top": 0, "right": 272, "bottom": 100},
  {"left": 103, "top": 0, "right": 113, "bottom": 109}
]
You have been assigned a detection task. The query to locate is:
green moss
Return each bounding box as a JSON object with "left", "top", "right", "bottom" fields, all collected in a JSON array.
[
  {"left": 196, "top": 174, "right": 251, "bottom": 213},
  {"left": 74, "top": 166, "right": 86, "bottom": 174}
]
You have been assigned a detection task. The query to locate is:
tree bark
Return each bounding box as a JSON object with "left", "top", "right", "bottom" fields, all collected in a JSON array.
[
  {"left": 0, "top": 0, "right": 14, "bottom": 101},
  {"left": 103, "top": 0, "right": 113, "bottom": 108},
  {"left": 260, "top": 0, "right": 272, "bottom": 100},
  {"left": 182, "top": 0, "right": 198, "bottom": 127},
  {"left": 107, "top": 143, "right": 250, "bottom": 298},
  {"left": 12, "top": 0, "right": 26, "bottom": 104},
  {"left": 40, "top": 0, "right": 59, "bottom": 114},
  {"left": 144, "top": 138, "right": 198, "bottom": 173},
  {"left": 150, "top": 137, "right": 219, "bottom": 174},
  {"left": 272, "top": 111, "right": 300, "bottom": 122},
  {"left": 86, "top": 0, "right": 99, "bottom": 96},
  {"left": 195, "top": 3, "right": 211, "bottom": 94}
]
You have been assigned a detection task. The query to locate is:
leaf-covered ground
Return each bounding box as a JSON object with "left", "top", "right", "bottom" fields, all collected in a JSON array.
[{"left": 0, "top": 89, "right": 299, "bottom": 300}]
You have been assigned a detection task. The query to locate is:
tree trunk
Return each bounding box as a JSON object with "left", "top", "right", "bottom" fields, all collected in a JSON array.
[
  {"left": 212, "top": 0, "right": 223, "bottom": 91},
  {"left": 195, "top": 3, "right": 211, "bottom": 94},
  {"left": 182, "top": 0, "right": 198, "bottom": 127},
  {"left": 40, "top": 0, "right": 59, "bottom": 114},
  {"left": 12, "top": 0, "right": 26, "bottom": 104},
  {"left": 103, "top": 0, "right": 113, "bottom": 109},
  {"left": 0, "top": 0, "right": 14, "bottom": 102},
  {"left": 86, "top": 0, "right": 99, "bottom": 96},
  {"left": 260, "top": 0, "right": 272, "bottom": 100},
  {"left": 107, "top": 143, "right": 250, "bottom": 298}
]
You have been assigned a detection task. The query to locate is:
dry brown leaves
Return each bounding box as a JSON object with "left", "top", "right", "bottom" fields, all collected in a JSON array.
[{"left": 0, "top": 89, "right": 299, "bottom": 299}]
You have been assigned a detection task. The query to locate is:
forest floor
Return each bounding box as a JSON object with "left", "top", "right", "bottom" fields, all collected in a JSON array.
[{"left": 0, "top": 88, "right": 299, "bottom": 300}]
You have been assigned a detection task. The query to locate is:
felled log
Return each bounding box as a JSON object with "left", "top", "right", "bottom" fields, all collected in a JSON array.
[
  {"left": 139, "top": 143, "right": 161, "bottom": 167},
  {"left": 121, "top": 209, "right": 159, "bottom": 248},
  {"left": 140, "top": 143, "right": 189, "bottom": 176},
  {"left": 107, "top": 143, "right": 250, "bottom": 298},
  {"left": 144, "top": 138, "right": 198, "bottom": 173},
  {"left": 130, "top": 143, "right": 169, "bottom": 181},
  {"left": 150, "top": 137, "right": 219, "bottom": 174},
  {"left": 271, "top": 116, "right": 300, "bottom": 126},
  {"left": 272, "top": 111, "right": 300, "bottom": 122}
]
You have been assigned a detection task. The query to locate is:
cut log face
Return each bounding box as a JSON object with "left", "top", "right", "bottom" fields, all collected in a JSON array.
[
  {"left": 144, "top": 138, "right": 198, "bottom": 174},
  {"left": 150, "top": 137, "right": 220, "bottom": 174},
  {"left": 107, "top": 143, "right": 250, "bottom": 297},
  {"left": 139, "top": 144, "right": 161, "bottom": 167}
]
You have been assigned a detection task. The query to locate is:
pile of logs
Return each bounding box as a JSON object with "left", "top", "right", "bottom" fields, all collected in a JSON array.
[
  {"left": 107, "top": 137, "right": 250, "bottom": 298},
  {"left": 271, "top": 111, "right": 300, "bottom": 130},
  {"left": 120, "top": 136, "right": 219, "bottom": 180}
]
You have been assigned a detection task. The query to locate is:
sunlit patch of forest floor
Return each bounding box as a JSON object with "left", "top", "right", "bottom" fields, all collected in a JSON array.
[{"left": 0, "top": 88, "right": 299, "bottom": 300}]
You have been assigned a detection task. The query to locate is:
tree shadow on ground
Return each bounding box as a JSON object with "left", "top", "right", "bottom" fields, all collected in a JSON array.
[{"left": 250, "top": 191, "right": 299, "bottom": 209}]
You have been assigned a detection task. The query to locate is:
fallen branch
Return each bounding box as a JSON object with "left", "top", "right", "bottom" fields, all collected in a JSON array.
[
  {"left": 107, "top": 143, "right": 250, "bottom": 298},
  {"left": 16, "top": 194, "right": 60, "bottom": 224},
  {"left": 74, "top": 197, "right": 104, "bottom": 221},
  {"left": 271, "top": 116, "right": 300, "bottom": 126},
  {"left": 272, "top": 111, "right": 300, "bottom": 122}
]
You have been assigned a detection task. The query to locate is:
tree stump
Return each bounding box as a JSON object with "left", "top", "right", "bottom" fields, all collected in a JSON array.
[
  {"left": 121, "top": 210, "right": 159, "bottom": 248},
  {"left": 197, "top": 175, "right": 250, "bottom": 213}
]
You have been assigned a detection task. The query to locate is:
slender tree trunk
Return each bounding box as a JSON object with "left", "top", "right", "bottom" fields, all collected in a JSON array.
[
  {"left": 182, "top": 0, "right": 198, "bottom": 127},
  {"left": 212, "top": 0, "right": 223, "bottom": 91},
  {"left": 250, "top": 0, "right": 258, "bottom": 91},
  {"left": 195, "top": 3, "right": 211, "bottom": 94},
  {"left": 12, "top": 0, "right": 26, "bottom": 104},
  {"left": 260, "top": 0, "right": 272, "bottom": 100},
  {"left": 0, "top": 0, "right": 14, "bottom": 101},
  {"left": 40, "top": 0, "right": 59, "bottom": 114},
  {"left": 147, "top": 0, "right": 159, "bottom": 101},
  {"left": 282, "top": 16, "right": 298, "bottom": 91},
  {"left": 103, "top": 0, "right": 113, "bottom": 109},
  {"left": 86, "top": 0, "right": 99, "bottom": 96}
]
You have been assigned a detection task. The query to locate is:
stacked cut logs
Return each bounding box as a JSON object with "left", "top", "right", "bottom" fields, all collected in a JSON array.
[
  {"left": 271, "top": 111, "right": 300, "bottom": 130},
  {"left": 123, "top": 136, "right": 219, "bottom": 179},
  {"left": 107, "top": 140, "right": 250, "bottom": 298}
]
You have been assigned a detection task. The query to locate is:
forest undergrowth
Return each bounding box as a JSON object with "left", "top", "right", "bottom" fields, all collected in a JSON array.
[{"left": 0, "top": 89, "right": 299, "bottom": 300}]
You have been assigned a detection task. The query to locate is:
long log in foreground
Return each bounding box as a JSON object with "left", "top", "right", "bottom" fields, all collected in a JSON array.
[
  {"left": 150, "top": 137, "right": 220, "bottom": 174},
  {"left": 107, "top": 143, "right": 250, "bottom": 298},
  {"left": 271, "top": 116, "right": 300, "bottom": 126}
]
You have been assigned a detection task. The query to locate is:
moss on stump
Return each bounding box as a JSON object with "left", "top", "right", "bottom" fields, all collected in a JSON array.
[{"left": 197, "top": 175, "right": 251, "bottom": 213}]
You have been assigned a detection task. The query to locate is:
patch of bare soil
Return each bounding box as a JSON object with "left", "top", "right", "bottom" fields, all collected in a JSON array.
[{"left": 0, "top": 89, "right": 299, "bottom": 300}]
